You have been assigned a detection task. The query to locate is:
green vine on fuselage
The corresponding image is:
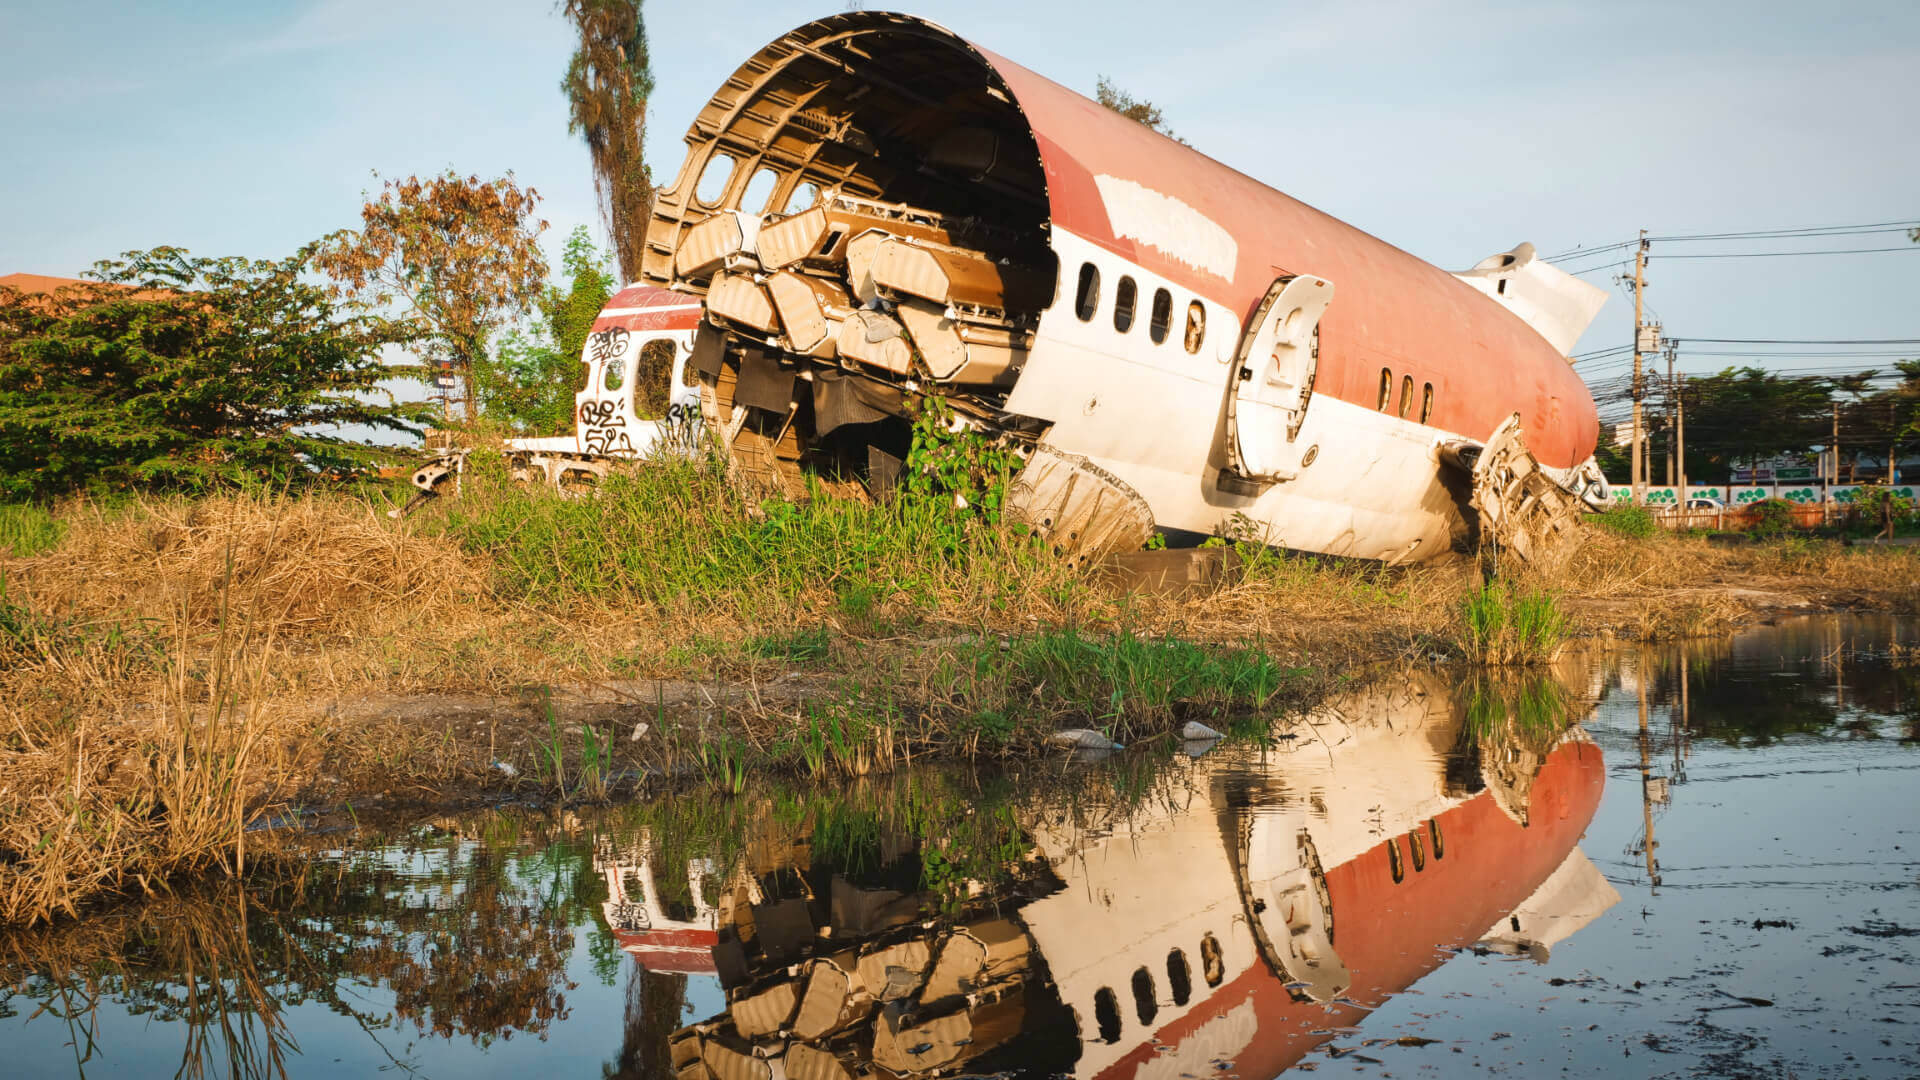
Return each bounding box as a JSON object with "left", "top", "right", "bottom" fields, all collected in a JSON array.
[{"left": 903, "top": 396, "right": 1021, "bottom": 523}]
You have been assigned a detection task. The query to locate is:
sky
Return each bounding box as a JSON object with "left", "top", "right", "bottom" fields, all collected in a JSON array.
[{"left": 4, "top": 0, "right": 1917, "bottom": 407}]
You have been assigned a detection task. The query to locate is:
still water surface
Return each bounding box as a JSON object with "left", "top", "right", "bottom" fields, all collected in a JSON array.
[{"left": 2, "top": 615, "right": 1915, "bottom": 1078}]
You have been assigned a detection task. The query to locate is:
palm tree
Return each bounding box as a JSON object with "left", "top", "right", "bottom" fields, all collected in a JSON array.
[{"left": 559, "top": 1, "right": 655, "bottom": 285}]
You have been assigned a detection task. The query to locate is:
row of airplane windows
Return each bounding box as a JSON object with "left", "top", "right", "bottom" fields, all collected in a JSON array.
[
  {"left": 1088, "top": 933, "right": 1227, "bottom": 1044},
  {"left": 1071, "top": 262, "right": 1209, "bottom": 355},
  {"left": 1388, "top": 819, "right": 1446, "bottom": 883},
  {"left": 1381, "top": 367, "right": 1437, "bottom": 425}
]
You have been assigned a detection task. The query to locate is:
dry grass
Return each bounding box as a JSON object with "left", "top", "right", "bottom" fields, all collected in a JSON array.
[{"left": 1, "top": 478, "right": 1914, "bottom": 925}]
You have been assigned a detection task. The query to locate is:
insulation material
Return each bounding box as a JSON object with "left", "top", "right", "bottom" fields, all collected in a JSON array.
[
  {"left": 702, "top": 1038, "right": 781, "bottom": 1080},
  {"left": 894, "top": 300, "right": 1023, "bottom": 386},
  {"left": 829, "top": 879, "right": 919, "bottom": 936},
  {"left": 677, "top": 210, "right": 762, "bottom": 280},
  {"left": 757, "top": 196, "right": 957, "bottom": 272},
  {"left": 842, "top": 230, "right": 891, "bottom": 305},
  {"left": 671, "top": 1025, "right": 710, "bottom": 1070},
  {"left": 731, "top": 979, "right": 801, "bottom": 1038},
  {"left": 707, "top": 272, "right": 781, "bottom": 334},
  {"left": 869, "top": 991, "right": 1026, "bottom": 1074},
  {"left": 836, "top": 310, "right": 913, "bottom": 376},
  {"left": 792, "top": 950, "right": 876, "bottom": 1042},
  {"left": 869, "top": 238, "right": 1048, "bottom": 313},
  {"left": 855, "top": 939, "right": 932, "bottom": 1003},
  {"left": 918, "top": 918, "right": 1031, "bottom": 1004},
  {"left": 766, "top": 272, "right": 853, "bottom": 357},
  {"left": 680, "top": 1066, "right": 716, "bottom": 1080},
  {"left": 783, "top": 1044, "right": 853, "bottom": 1080}
]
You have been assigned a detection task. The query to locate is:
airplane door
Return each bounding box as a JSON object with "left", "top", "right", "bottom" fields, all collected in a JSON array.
[{"left": 1224, "top": 275, "right": 1333, "bottom": 486}]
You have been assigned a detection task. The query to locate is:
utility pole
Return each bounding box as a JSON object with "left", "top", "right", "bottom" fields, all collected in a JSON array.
[
  {"left": 1676, "top": 369, "right": 1687, "bottom": 519},
  {"left": 1631, "top": 230, "right": 1650, "bottom": 506},
  {"left": 1665, "top": 340, "right": 1679, "bottom": 487},
  {"left": 1831, "top": 399, "right": 1842, "bottom": 522}
]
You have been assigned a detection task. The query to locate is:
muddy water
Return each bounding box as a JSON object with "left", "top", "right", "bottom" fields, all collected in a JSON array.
[{"left": 2, "top": 616, "right": 1915, "bottom": 1079}]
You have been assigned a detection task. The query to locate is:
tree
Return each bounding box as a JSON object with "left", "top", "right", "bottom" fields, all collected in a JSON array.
[
  {"left": 560, "top": 0, "right": 656, "bottom": 284},
  {"left": 1095, "top": 76, "right": 1185, "bottom": 144},
  {"left": 0, "top": 247, "right": 431, "bottom": 501},
  {"left": 313, "top": 171, "right": 549, "bottom": 421},
  {"left": 480, "top": 225, "right": 616, "bottom": 434},
  {"left": 1676, "top": 367, "right": 1833, "bottom": 477}
]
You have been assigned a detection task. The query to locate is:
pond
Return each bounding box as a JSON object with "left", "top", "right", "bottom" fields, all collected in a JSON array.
[{"left": 2, "top": 616, "right": 1915, "bottom": 1079}]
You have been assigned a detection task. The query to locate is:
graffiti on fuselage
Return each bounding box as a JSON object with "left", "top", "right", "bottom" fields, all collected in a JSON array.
[{"left": 579, "top": 399, "right": 636, "bottom": 456}]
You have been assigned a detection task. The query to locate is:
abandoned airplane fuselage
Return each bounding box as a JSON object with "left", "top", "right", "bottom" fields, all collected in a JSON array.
[{"left": 642, "top": 11, "right": 1608, "bottom": 562}]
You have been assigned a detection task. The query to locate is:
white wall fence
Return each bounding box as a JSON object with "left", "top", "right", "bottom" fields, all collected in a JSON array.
[{"left": 1608, "top": 484, "right": 1918, "bottom": 508}]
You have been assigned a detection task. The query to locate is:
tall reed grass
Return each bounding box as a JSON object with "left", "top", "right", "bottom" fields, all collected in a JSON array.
[{"left": 1456, "top": 580, "right": 1568, "bottom": 665}]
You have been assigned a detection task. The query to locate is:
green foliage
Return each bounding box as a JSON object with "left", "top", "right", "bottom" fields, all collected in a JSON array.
[
  {"left": 0, "top": 248, "right": 432, "bottom": 500},
  {"left": 1747, "top": 497, "right": 1797, "bottom": 539},
  {"left": 904, "top": 396, "right": 1022, "bottom": 521},
  {"left": 1850, "top": 484, "right": 1916, "bottom": 534},
  {"left": 0, "top": 503, "right": 63, "bottom": 557},
  {"left": 954, "top": 628, "right": 1302, "bottom": 737},
  {"left": 744, "top": 625, "right": 831, "bottom": 664},
  {"left": 478, "top": 226, "right": 616, "bottom": 433},
  {"left": 1457, "top": 580, "right": 1567, "bottom": 665},
  {"left": 1094, "top": 75, "right": 1186, "bottom": 144},
  {"left": 442, "top": 454, "right": 1061, "bottom": 618},
  {"left": 1591, "top": 505, "right": 1658, "bottom": 539}
]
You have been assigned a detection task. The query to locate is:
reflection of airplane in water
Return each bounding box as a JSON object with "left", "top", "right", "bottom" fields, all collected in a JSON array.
[{"left": 620, "top": 677, "right": 1613, "bottom": 1079}]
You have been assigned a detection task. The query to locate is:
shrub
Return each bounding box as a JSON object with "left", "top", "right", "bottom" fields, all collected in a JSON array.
[
  {"left": 1591, "top": 505, "right": 1658, "bottom": 540},
  {"left": 1747, "top": 498, "right": 1797, "bottom": 539}
]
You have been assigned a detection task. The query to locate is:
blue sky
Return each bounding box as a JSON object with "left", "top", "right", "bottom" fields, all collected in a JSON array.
[{"left": 4, "top": 0, "right": 1916, "bottom": 393}]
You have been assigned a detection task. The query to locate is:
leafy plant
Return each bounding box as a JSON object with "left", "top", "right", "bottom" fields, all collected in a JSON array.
[
  {"left": 0, "top": 248, "right": 433, "bottom": 500},
  {"left": 1591, "top": 505, "right": 1658, "bottom": 540},
  {"left": 904, "top": 396, "right": 1021, "bottom": 521},
  {"left": 1747, "top": 498, "right": 1798, "bottom": 539}
]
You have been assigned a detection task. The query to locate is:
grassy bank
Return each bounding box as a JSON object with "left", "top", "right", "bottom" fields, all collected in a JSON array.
[{"left": 3, "top": 456, "right": 1918, "bottom": 923}]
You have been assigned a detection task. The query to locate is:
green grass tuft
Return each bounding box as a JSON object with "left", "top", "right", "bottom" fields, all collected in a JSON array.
[
  {"left": 0, "top": 504, "right": 65, "bottom": 558},
  {"left": 1457, "top": 580, "right": 1568, "bottom": 665},
  {"left": 1590, "top": 505, "right": 1658, "bottom": 540}
]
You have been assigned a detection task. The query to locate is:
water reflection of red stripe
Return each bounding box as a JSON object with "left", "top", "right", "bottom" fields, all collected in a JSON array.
[
  {"left": 1096, "top": 738, "right": 1607, "bottom": 1080},
  {"left": 613, "top": 927, "right": 721, "bottom": 975}
]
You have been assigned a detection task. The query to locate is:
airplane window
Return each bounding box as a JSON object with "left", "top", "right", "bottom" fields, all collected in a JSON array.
[
  {"left": 695, "top": 152, "right": 735, "bottom": 206},
  {"left": 741, "top": 167, "right": 780, "bottom": 214},
  {"left": 1421, "top": 382, "right": 1434, "bottom": 424},
  {"left": 1408, "top": 827, "right": 1427, "bottom": 871},
  {"left": 1131, "top": 967, "right": 1158, "bottom": 1025},
  {"left": 1388, "top": 836, "right": 1406, "bottom": 883},
  {"left": 1399, "top": 374, "right": 1414, "bottom": 418},
  {"left": 1378, "top": 368, "right": 1392, "bottom": 410},
  {"left": 603, "top": 354, "right": 626, "bottom": 392},
  {"left": 1114, "top": 276, "right": 1137, "bottom": 333},
  {"left": 1429, "top": 818, "right": 1445, "bottom": 859},
  {"left": 1092, "top": 987, "right": 1122, "bottom": 1043},
  {"left": 1184, "top": 301, "right": 1206, "bottom": 354},
  {"left": 784, "top": 180, "right": 819, "bottom": 215},
  {"left": 1149, "top": 288, "right": 1172, "bottom": 344},
  {"left": 1200, "top": 933, "right": 1224, "bottom": 987},
  {"left": 1166, "top": 950, "right": 1192, "bottom": 1006},
  {"left": 1075, "top": 262, "right": 1101, "bottom": 322}
]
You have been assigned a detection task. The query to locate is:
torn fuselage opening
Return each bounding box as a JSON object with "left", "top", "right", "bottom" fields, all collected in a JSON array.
[{"left": 643, "top": 13, "right": 1057, "bottom": 498}]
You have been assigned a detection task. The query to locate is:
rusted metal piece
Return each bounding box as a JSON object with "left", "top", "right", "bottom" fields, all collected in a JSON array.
[
  {"left": 1446, "top": 414, "right": 1588, "bottom": 571},
  {"left": 1004, "top": 445, "right": 1155, "bottom": 568}
]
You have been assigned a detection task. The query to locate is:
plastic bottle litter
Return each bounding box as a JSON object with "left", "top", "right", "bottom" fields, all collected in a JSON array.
[
  {"left": 1181, "top": 721, "right": 1224, "bottom": 741},
  {"left": 1047, "top": 728, "right": 1124, "bottom": 751}
]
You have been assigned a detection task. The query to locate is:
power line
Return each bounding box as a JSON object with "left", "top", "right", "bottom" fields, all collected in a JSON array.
[
  {"left": 1654, "top": 246, "right": 1919, "bottom": 259},
  {"left": 1541, "top": 219, "right": 1920, "bottom": 263}
]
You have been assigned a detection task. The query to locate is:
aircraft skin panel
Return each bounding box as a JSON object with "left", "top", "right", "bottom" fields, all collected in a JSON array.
[
  {"left": 1015, "top": 231, "right": 1466, "bottom": 559},
  {"left": 972, "top": 43, "right": 1599, "bottom": 471}
]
